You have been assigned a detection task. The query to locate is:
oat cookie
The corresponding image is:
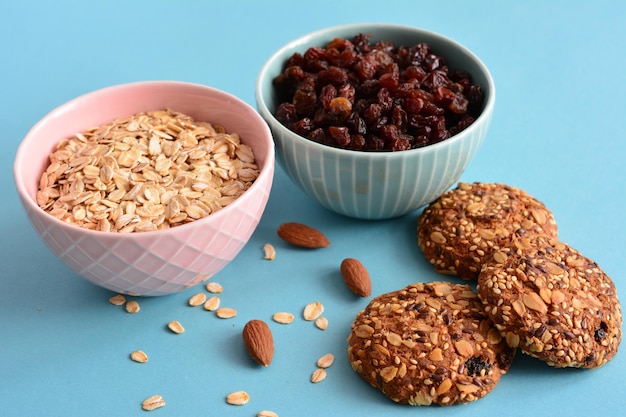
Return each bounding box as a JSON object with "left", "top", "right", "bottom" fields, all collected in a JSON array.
[
  {"left": 477, "top": 236, "right": 622, "bottom": 368},
  {"left": 347, "top": 281, "right": 515, "bottom": 406},
  {"left": 417, "top": 182, "right": 558, "bottom": 280}
]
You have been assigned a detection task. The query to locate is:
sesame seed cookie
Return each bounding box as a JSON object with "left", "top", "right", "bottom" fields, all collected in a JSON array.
[
  {"left": 477, "top": 235, "right": 622, "bottom": 368},
  {"left": 417, "top": 182, "right": 558, "bottom": 280},
  {"left": 347, "top": 281, "right": 515, "bottom": 406}
]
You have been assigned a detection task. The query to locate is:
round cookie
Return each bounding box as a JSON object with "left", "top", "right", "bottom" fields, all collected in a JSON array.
[
  {"left": 417, "top": 182, "right": 558, "bottom": 280},
  {"left": 477, "top": 235, "right": 622, "bottom": 368},
  {"left": 347, "top": 281, "right": 515, "bottom": 406}
]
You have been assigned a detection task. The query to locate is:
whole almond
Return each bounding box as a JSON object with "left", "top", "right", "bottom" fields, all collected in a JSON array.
[
  {"left": 340, "top": 258, "right": 372, "bottom": 297},
  {"left": 276, "top": 222, "right": 330, "bottom": 248},
  {"left": 242, "top": 319, "right": 274, "bottom": 366}
]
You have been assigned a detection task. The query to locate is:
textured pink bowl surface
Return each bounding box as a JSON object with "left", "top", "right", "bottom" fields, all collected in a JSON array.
[{"left": 14, "top": 81, "right": 275, "bottom": 296}]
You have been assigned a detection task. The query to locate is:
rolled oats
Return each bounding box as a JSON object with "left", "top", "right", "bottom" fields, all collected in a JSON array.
[
  {"left": 226, "top": 390, "right": 250, "bottom": 405},
  {"left": 37, "top": 109, "right": 260, "bottom": 232},
  {"left": 205, "top": 282, "right": 223, "bottom": 293},
  {"left": 188, "top": 292, "right": 207, "bottom": 307},
  {"left": 216, "top": 307, "right": 237, "bottom": 319},
  {"left": 125, "top": 300, "right": 140, "bottom": 314},
  {"left": 272, "top": 312, "right": 294, "bottom": 324},
  {"left": 108, "top": 294, "right": 126, "bottom": 306},
  {"left": 203, "top": 296, "right": 221, "bottom": 311},
  {"left": 130, "top": 350, "right": 149, "bottom": 363},
  {"left": 167, "top": 320, "right": 185, "bottom": 334},
  {"left": 141, "top": 395, "right": 165, "bottom": 411},
  {"left": 303, "top": 301, "right": 324, "bottom": 321},
  {"left": 310, "top": 368, "right": 327, "bottom": 383}
]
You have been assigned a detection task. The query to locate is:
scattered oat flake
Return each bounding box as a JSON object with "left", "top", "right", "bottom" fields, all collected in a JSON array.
[
  {"left": 167, "top": 320, "right": 185, "bottom": 334},
  {"left": 263, "top": 243, "right": 276, "bottom": 260},
  {"left": 226, "top": 390, "right": 250, "bottom": 405},
  {"left": 216, "top": 307, "right": 237, "bottom": 319},
  {"left": 303, "top": 301, "right": 324, "bottom": 321},
  {"left": 188, "top": 292, "right": 207, "bottom": 307},
  {"left": 310, "top": 368, "right": 327, "bottom": 383},
  {"left": 317, "top": 353, "right": 335, "bottom": 369},
  {"left": 258, "top": 411, "right": 278, "bottom": 417},
  {"left": 206, "top": 282, "right": 223, "bottom": 293},
  {"left": 109, "top": 294, "right": 126, "bottom": 305},
  {"left": 315, "top": 316, "right": 328, "bottom": 330},
  {"left": 125, "top": 300, "right": 140, "bottom": 314},
  {"left": 130, "top": 350, "right": 149, "bottom": 363},
  {"left": 142, "top": 394, "right": 165, "bottom": 411},
  {"left": 272, "top": 312, "right": 295, "bottom": 324},
  {"left": 203, "top": 296, "right": 221, "bottom": 311}
]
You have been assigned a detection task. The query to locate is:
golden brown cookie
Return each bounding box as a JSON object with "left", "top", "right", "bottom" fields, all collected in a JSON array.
[
  {"left": 417, "top": 182, "right": 558, "bottom": 280},
  {"left": 477, "top": 235, "right": 622, "bottom": 368},
  {"left": 347, "top": 281, "right": 515, "bottom": 406}
]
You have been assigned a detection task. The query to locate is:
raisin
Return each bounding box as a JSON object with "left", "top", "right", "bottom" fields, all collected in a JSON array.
[
  {"left": 594, "top": 322, "right": 608, "bottom": 342},
  {"left": 328, "top": 126, "right": 351, "bottom": 147},
  {"left": 272, "top": 33, "right": 484, "bottom": 151},
  {"left": 464, "top": 356, "right": 492, "bottom": 376},
  {"left": 329, "top": 97, "right": 353, "bottom": 118}
]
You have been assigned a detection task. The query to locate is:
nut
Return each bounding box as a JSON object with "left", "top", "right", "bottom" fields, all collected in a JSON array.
[
  {"left": 242, "top": 319, "right": 274, "bottom": 366},
  {"left": 340, "top": 258, "right": 372, "bottom": 297},
  {"left": 276, "top": 222, "right": 330, "bottom": 248}
]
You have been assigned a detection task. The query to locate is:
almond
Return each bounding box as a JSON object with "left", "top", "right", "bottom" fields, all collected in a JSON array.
[
  {"left": 276, "top": 222, "right": 330, "bottom": 248},
  {"left": 340, "top": 258, "right": 372, "bottom": 297},
  {"left": 242, "top": 319, "right": 274, "bottom": 366}
]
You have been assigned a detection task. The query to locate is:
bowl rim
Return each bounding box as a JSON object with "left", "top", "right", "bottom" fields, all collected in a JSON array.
[
  {"left": 256, "top": 22, "right": 495, "bottom": 160},
  {"left": 14, "top": 80, "right": 275, "bottom": 240}
]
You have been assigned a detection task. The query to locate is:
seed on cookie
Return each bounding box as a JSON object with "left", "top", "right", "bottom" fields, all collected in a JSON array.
[
  {"left": 347, "top": 281, "right": 515, "bottom": 405},
  {"left": 477, "top": 235, "right": 622, "bottom": 369},
  {"left": 417, "top": 182, "right": 558, "bottom": 280}
]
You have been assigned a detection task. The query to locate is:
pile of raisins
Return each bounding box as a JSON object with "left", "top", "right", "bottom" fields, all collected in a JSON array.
[{"left": 273, "top": 33, "right": 484, "bottom": 152}]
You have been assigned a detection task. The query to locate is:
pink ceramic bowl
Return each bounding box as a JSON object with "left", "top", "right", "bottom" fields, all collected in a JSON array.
[{"left": 14, "top": 81, "right": 275, "bottom": 296}]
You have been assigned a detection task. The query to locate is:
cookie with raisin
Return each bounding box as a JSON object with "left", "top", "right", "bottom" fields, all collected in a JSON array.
[
  {"left": 347, "top": 281, "right": 515, "bottom": 406},
  {"left": 477, "top": 235, "right": 622, "bottom": 368},
  {"left": 417, "top": 182, "right": 558, "bottom": 280}
]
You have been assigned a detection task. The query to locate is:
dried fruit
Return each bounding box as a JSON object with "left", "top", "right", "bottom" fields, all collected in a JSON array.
[
  {"left": 276, "top": 222, "right": 330, "bottom": 248},
  {"left": 258, "top": 411, "right": 279, "bottom": 417},
  {"left": 142, "top": 395, "right": 165, "bottom": 411},
  {"left": 340, "top": 258, "right": 372, "bottom": 297},
  {"left": 242, "top": 319, "right": 274, "bottom": 366}
]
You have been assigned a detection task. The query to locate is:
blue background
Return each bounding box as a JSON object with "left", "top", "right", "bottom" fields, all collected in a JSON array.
[{"left": 1, "top": 1, "right": 625, "bottom": 416}]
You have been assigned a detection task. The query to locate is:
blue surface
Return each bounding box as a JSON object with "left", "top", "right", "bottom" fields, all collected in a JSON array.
[{"left": 1, "top": 1, "right": 625, "bottom": 416}]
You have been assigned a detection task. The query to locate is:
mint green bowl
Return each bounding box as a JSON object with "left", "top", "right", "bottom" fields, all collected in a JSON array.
[{"left": 256, "top": 23, "right": 494, "bottom": 219}]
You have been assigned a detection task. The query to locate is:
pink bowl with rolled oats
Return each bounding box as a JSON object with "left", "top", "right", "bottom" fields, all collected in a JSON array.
[{"left": 14, "top": 81, "right": 275, "bottom": 296}]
